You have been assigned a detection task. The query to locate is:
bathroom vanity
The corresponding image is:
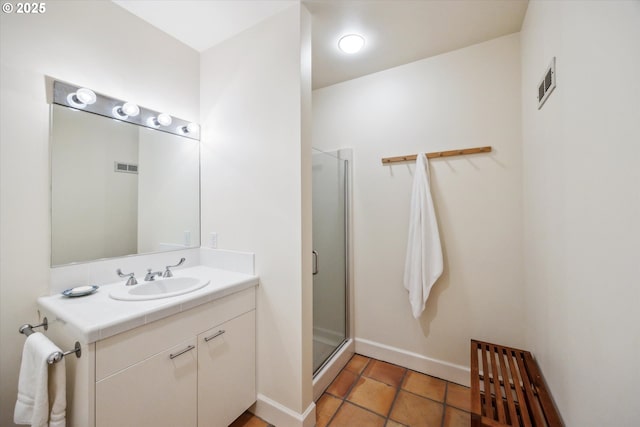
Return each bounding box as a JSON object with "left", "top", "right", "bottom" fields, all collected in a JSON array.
[
  {"left": 38, "top": 265, "right": 258, "bottom": 427},
  {"left": 39, "top": 79, "right": 259, "bottom": 426}
]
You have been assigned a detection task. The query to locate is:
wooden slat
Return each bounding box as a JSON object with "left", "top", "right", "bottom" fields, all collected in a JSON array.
[
  {"left": 380, "top": 145, "right": 492, "bottom": 164},
  {"left": 515, "top": 351, "right": 546, "bottom": 427},
  {"left": 472, "top": 413, "right": 484, "bottom": 427},
  {"left": 479, "top": 374, "right": 517, "bottom": 391},
  {"left": 481, "top": 343, "right": 494, "bottom": 420},
  {"left": 471, "top": 340, "right": 563, "bottom": 427},
  {"left": 505, "top": 349, "right": 531, "bottom": 427},
  {"left": 496, "top": 345, "right": 520, "bottom": 425},
  {"left": 480, "top": 416, "right": 510, "bottom": 427},
  {"left": 471, "top": 340, "right": 482, "bottom": 420},
  {"left": 489, "top": 344, "right": 507, "bottom": 423},
  {"left": 524, "top": 352, "right": 564, "bottom": 427}
]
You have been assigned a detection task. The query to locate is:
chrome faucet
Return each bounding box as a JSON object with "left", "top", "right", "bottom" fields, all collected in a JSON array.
[
  {"left": 144, "top": 269, "right": 163, "bottom": 281},
  {"left": 163, "top": 258, "right": 186, "bottom": 278},
  {"left": 116, "top": 269, "right": 138, "bottom": 286}
]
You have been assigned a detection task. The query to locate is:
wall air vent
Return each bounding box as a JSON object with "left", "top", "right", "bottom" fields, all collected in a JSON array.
[
  {"left": 114, "top": 162, "right": 138, "bottom": 174},
  {"left": 538, "top": 57, "right": 556, "bottom": 109}
]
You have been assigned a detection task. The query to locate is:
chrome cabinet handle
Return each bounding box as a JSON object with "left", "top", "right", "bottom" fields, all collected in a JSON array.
[
  {"left": 169, "top": 345, "right": 195, "bottom": 360},
  {"left": 312, "top": 250, "right": 319, "bottom": 275},
  {"left": 204, "top": 330, "right": 226, "bottom": 342}
]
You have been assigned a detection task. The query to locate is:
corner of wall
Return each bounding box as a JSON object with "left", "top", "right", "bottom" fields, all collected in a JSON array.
[{"left": 252, "top": 395, "right": 316, "bottom": 427}]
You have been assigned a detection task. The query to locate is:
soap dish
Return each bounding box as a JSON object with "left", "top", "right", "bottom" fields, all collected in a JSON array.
[{"left": 62, "top": 285, "right": 99, "bottom": 298}]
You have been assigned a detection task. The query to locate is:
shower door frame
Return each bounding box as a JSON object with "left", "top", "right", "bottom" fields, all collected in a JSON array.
[{"left": 312, "top": 148, "right": 352, "bottom": 377}]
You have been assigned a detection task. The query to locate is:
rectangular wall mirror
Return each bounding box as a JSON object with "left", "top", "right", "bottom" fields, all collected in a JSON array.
[{"left": 50, "top": 87, "right": 200, "bottom": 266}]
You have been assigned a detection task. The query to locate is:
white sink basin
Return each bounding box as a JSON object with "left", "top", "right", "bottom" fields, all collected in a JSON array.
[{"left": 110, "top": 277, "right": 210, "bottom": 301}]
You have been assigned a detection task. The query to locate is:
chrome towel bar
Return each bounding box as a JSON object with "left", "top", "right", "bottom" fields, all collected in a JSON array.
[{"left": 19, "top": 317, "right": 82, "bottom": 364}]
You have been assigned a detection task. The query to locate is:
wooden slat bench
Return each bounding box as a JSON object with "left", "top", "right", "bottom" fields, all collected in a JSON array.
[{"left": 470, "top": 340, "right": 563, "bottom": 427}]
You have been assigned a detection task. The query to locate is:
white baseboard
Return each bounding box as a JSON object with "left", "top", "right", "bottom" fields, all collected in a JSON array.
[
  {"left": 251, "top": 338, "right": 468, "bottom": 426},
  {"left": 355, "top": 338, "right": 470, "bottom": 387},
  {"left": 251, "top": 394, "right": 316, "bottom": 427}
]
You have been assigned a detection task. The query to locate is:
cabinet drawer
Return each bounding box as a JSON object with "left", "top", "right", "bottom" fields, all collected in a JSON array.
[
  {"left": 96, "top": 337, "right": 197, "bottom": 427},
  {"left": 198, "top": 310, "right": 256, "bottom": 427},
  {"left": 96, "top": 287, "right": 255, "bottom": 380}
]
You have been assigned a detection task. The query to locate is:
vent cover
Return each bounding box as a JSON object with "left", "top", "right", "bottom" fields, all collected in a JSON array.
[
  {"left": 537, "top": 57, "right": 556, "bottom": 109},
  {"left": 114, "top": 162, "right": 138, "bottom": 174}
]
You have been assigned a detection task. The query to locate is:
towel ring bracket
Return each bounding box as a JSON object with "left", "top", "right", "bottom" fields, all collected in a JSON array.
[{"left": 19, "top": 317, "right": 82, "bottom": 364}]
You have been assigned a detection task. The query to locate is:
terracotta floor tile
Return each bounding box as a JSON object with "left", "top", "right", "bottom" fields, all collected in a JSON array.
[
  {"left": 390, "top": 391, "right": 444, "bottom": 427},
  {"left": 443, "top": 407, "right": 471, "bottom": 427},
  {"left": 386, "top": 420, "right": 408, "bottom": 427},
  {"left": 446, "top": 383, "right": 471, "bottom": 412},
  {"left": 229, "top": 411, "right": 270, "bottom": 427},
  {"left": 346, "top": 376, "right": 397, "bottom": 416},
  {"left": 328, "top": 402, "right": 386, "bottom": 427},
  {"left": 316, "top": 393, "right": 342, "bottom": 427},
  {"left": 344, "top": 354, "right": 371, "bottom": 375},
  {"left": 402, "top": 370, "right": 447, "bottom": 402},
  {"left": 326, "top": 369, "right": 359, "bottom": 398},
  {"left": 363, "top": 359, "right": 407, "bottom": 388}
]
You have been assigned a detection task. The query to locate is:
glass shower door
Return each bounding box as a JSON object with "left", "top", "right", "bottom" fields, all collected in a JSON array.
[{"left": 312, "top": 149, "right": 348, "bottom": 374}]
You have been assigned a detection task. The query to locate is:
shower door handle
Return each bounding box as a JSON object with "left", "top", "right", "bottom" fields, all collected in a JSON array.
[{"left": 312, "top": 250, "right": 319, "bottom": 275}]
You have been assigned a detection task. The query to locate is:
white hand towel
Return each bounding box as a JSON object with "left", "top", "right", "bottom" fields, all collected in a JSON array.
[
  {"left": 14, "top": 332, "right": 66, "bottom": 427},
  {"left": 403, "top": 153, "right": 443, "bottom": 318}
]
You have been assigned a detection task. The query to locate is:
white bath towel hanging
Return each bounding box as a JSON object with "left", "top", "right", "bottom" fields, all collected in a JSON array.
[
  {"left": 14, "top": 332, "right": 66, "bottom": 427},
  {"left": 403, "top": 153, "right": 443, "bottom": 318}
]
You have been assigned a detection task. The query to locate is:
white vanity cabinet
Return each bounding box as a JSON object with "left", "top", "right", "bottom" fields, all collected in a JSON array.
[
  {"left": 41, "top": 286, "right": 257, "bottom": 427},
  {"left": 94, "top": 287, "right": 255, "bottom": 427},
  {"left": 198, "top": 310, "right": 256, "bottom": 427},
  {"left": 96, "top": 337, "right": 198, "bottom": 427}
]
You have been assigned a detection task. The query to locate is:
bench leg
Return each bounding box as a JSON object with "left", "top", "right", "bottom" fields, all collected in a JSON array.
[{"left": 471, "top": 412, "right": 482, "bottom": 427}]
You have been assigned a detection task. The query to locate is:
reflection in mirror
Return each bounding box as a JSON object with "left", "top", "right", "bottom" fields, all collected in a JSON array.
[{"left": 51, "top": 104, "right": 200, "bottom": 266}]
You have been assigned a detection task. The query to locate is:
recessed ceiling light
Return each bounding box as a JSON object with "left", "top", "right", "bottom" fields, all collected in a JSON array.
[{"left": 338, "top": 34, "right": 365, "bottom": 54}]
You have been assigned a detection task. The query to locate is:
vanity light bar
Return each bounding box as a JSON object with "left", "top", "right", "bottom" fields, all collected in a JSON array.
[{"left": 52, "top": 80, "right": 200, "bottom": 141}]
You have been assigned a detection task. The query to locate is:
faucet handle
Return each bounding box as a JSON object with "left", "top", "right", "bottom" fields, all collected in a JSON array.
[
  {"left": 163, "top": 257, "right": 186, "bottom": 278},
  {"left": 116, "top": 269, "right": 138, "bottom": 286}
]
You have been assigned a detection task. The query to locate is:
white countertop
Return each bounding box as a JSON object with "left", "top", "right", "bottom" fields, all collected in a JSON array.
[{"left": 38, "top": 265, "right": 258, "bottom": 343}]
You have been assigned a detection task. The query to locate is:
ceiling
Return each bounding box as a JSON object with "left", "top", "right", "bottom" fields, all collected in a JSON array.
[{"left": 113, "top": 0, "right": 529, "bottom": 89}]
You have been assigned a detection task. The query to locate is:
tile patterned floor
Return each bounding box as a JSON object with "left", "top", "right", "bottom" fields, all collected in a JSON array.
[
  {"left": 229, "top": 411, "right": 273, "bottom": 427},
  {"left": 230, "top": 354, "right": 471, "bottom": 427}
]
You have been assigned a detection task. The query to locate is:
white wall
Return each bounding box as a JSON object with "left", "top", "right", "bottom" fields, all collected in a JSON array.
[
  {"left": 521, "top": 1, "right": 640, "bottom": 425},
  {"left": 313, "top": 33, "right": 523, "bottom": 380},
  {"left": 51, "top": 105, "right": 139, "bottom": 265},
  {"left": 0, "top": 2, "right": 199, "bottom": 425},
  {"left": 200, "top": 4, "right": 314, "bottom": 424}
]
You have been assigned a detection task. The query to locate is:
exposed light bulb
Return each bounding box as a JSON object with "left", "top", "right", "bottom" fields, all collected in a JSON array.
[
  {"left": 121, "top": 102, "right": 140, "bottom": 117},
  {"left": 338, "top": 34, "right": 365, "bottom": 54},
  {"left": 157, "top": 113, "right": 172, "bottom": 126},
  {"left": 112, "top": 102, "right": 140, "bottom": 119},
  {"left": 66, "top": 87, "right": 97, "bottom": 109},
  {"left": 76, "top": 88, "right": 97, "bottom": 104},
  {"left": 148, "top": 113, "right": 172, "bottom": 127},
  {"left": 179, "top": 122, "right": 199, "bottom": 134}
]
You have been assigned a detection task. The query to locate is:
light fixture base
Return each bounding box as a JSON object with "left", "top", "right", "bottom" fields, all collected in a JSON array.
[{"left": 53, "top": 80, "right": 199, "bottom": 140}]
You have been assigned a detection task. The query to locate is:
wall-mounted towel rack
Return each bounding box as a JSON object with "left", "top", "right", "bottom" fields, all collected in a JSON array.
[
  {"left": 19, "top": 317, "right": 81, "bottom": 364},
  {"left": 381, "top": 146, "right": 492, "bottom": 164}
]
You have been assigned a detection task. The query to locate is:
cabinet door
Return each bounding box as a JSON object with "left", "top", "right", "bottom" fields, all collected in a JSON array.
[
  {"left": 96, "top": 337, "right": 197, "bottom": 427},
  {"left": 198, "top": 310, "right": 256, "bottom": 427}
]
